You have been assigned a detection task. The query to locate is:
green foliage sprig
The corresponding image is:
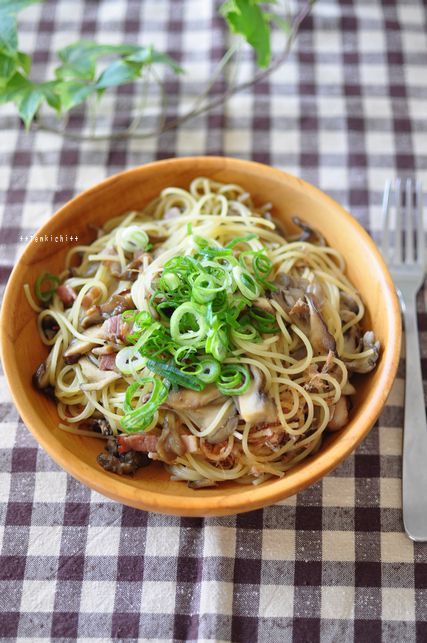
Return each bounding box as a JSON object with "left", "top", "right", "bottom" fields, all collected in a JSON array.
[{"left": 0, "top": 0, "right": 308, "bottom": 132}]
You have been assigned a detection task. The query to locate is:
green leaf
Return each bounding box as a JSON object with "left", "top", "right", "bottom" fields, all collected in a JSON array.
[
  {"left": 17, "top": 86, "right": 44, "bottom": 128},
  {"left": 16, "top": 50, "right": 31, "bottom": 74},
  {"left": 0, "top": 70, "right": 28, "bottom": 101},
  {"left": 0, "top": 14, "right": 17, "bottom": 53},
  {"left": 95, "top": 59, "right": 142, "bottom": 90},
  {"left": 0, "top": 0, "right": 43, "bottom": 13},
  {"left": 55, "top": 81, "right": 97, "bottom": 111},
  {"left": 126, "top": 45, "right": 184, "bottom": 74},
  {"left": 57, "top": 39, "right": 139, "bottom": 81},
  {"left": 1, "top": 71, "right": 62, "bottom": 126},
  {"left": 220, "top": 0, "right": 272, "bottom": 68},
  {"left": 0, "top": 71, "right": 40, "bottom": 128},
  {"left": 0, "top": 51, "right": 16, "bottom": 82},
  {"left": 39, "top": 82, "right": 61, "bottom": 111},
  {"left": 0, "top": 0, "right": 43, "bottom": 54}
]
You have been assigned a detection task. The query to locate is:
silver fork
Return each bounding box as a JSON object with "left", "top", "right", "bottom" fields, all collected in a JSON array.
[{"left": 381, "top": 178, "right": 427, "bottom": 541}]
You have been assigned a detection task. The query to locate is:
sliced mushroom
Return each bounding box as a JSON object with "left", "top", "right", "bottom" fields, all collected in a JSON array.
[
  {"left": 97, "top": 437, "right": 151, "bottom": 475},
  {"left": 271, "top": 274, "right": 308, "bottom": 311},
  {"left": 63, "top": 324, "right": 104, "bottom": 365},
  {"left": 41, "top": 315, "right": 59, "bottom": 340},
  {"left": 156, "top": 412, "right": 186, "bottom": 463},
  {"left": 82, "top": 290, "right": 136, "bottom": 329},
  {"left": 185, "top": 402, "right": 238, "bottom": 445},
  {"left": 271, "top": 274, "right": 325, "bottom": 313},
  {"left": 187, "top": 479, "right": 217, "bottom": 489},
  {"left": 236, "top": 367, "right": 277, "bottom": 424},
  {"left": 340, "top": 291, "right": 359, "bottom": 315},
  {"left": 81, "top": 307, "right": 104, "bottom": 328},
  {"left": 81, "top": 418, "right": 113, "bottom": 435},
  {"left": 207, "top": 411, "right": 239, "bottom": 445},
  {"left": 33, "top": 361, "right": 50, "bottom": 389},
  {"left": 327, "top": 396, "right": 349, "bottom": 431},
  {"left": 290, "top": 216, "right": 326, "bottom": 246},
  {"left": 32, "top": 359, "right": 56, "bottom": 400},
  {"left": 165, "top": 384, "right": 226, "bottom": 410},
  {"left": 79, "top": 357, "right": 121, "bottom": 391},
  {"left": 341, "top": 382, "right": 356, "bottom": 395},
  {"left": 344, "top": 331, "right": 380, "bottom": 374},
  {"left": 101, "top": 247, "right": 121, "bottom": 277},
  {"left": 289, "top": 297, "right": 309, "bottom": 318},
  {"left": 306, "top": 294, "right": 336, "bottom": 356},
  {"left": 119, "top": 252, "right": 152, "bottom": 281},
  {"left": 342, "top": 323, "right": 362, "bottom": 355},
  {"left": 182, "top": 399, "right": 235, "bottom": 438},
  {"left": 263, "top": 212, "right": 287, "bottom": 238}
]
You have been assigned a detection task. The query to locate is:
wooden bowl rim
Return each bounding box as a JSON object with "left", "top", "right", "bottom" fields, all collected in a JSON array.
[{"left": 0, "top": 156, "right": 401, "bottom": 515}]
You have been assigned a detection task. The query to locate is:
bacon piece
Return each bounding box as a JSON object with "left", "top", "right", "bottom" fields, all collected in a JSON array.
[
  {"left": 101, "top": 315, "right": 132, "bottom": 343},
  {"left": 57, "top": 284, "right": 76, "bottom": 307},
  {"left": 82, "top": 286, "right": 102, "bottom": 310},
  {"left": 117, "top": 433, "right": 159, "bottom": 454},
  {"left": 98, "top": 353, "right": 117, "bottom": 371}
]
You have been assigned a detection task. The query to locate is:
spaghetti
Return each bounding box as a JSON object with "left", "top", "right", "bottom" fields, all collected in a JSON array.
[{"left": 29, "top": 177, "right": 380, "bottom": 487}]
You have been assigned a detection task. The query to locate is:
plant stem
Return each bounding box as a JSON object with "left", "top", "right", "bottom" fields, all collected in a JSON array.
[{"left": 35, "top": 1, "right": 313, "bottom": 142}]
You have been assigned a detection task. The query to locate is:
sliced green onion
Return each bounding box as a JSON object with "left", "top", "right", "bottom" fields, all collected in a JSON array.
[
  {"left": 116, "top": 225, "right": 149, "bottom": 253},
  {"left": 231, "top": 324, "right": 259, "bottom": 342},
  {"left": 232, "top": 266, "right": 260, "bottom": 300},
  {"left": 134, "top": 311, "right": 153, "bottom": 328},
  {"left": 35, "top": 272, "right": 60, "bottom": 303},
  {"left": 146, "top": 359, "right": 205, "bottom": 391},
  {"left": 170, "top": 302, "right": 208, "bottom": 346},
  {"left": 160, "top": 272, "right": 181, "bottom": 292},
  {"left": 194, "top": 236, "right": 232, "bottom": 258},
  {"left": 116, "top": 347, "right": 147, "bottom": 375},
  {"left": 122, "top": 310, "right": 138, "bottom": 323},
  {"left": 226, "top": 234, "right": 257, "bottom": 249},
  {"left": 249, "top": 307, "right": 279, "bottom": 334},
  {"left": 191, "top": 273, "right": 224, "bottom": 304},
  {"left": 217, "top": 364, "right": 251, "bottom": 396},
  {"left": 197, "top": 357, "right": 221, "bottom": 383},
  {"left": 173, "top": 345, "right": 197, "bottom": 365},
  {"left": 205, "top": 320, "right": 228, "bottom": 362},
  {"left": 121, "top": 377, "right": 169, "bottom": 433}
]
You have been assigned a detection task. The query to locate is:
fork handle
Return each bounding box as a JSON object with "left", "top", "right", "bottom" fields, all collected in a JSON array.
[{"left": 401, "top": 291, "right": 427, "bottom": 541}]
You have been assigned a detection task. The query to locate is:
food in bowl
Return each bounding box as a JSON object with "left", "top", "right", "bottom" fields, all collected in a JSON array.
[{"left": 28, "top": 176, "right": 380, "bottom": 488}]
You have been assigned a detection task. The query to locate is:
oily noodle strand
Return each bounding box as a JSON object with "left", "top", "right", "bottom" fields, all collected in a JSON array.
[{"left": 28, "top": 176, "right": 364, "bottom": 485}]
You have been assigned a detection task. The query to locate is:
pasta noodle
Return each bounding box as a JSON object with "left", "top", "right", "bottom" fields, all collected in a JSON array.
[{"left": 28, "top": 177, "right": 380, "bottom": 487}]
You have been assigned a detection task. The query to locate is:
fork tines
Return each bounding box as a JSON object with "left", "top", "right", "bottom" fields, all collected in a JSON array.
[{"left": 381, "top": 178, "right": 424, "bottom": 267}]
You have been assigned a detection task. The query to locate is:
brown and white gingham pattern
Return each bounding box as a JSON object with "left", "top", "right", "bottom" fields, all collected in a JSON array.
[{"left": 1, "top": 1, "right": 427, "bottom": 641}]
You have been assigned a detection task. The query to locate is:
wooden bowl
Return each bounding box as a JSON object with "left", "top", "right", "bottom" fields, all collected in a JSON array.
[{"left": 0, "top": 157, "right": 401, "bottom": 516}]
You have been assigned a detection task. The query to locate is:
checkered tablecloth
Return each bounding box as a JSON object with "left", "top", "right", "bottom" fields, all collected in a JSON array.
[{"left": 1, "top": 0, "right": 427, "bottom": 641}]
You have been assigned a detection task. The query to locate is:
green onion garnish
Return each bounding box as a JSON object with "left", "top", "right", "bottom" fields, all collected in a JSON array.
[
  {"left": 117, "top": 234, "right": 282, "bottom": 410},
  {"left": 35, "top": 272, "right": 60, "bottom": 303},
  {"left": 116, "top": 225, "right": 149, "bottom": 253},
  {"left": 121, "top": 377, "right": 169, "bottom": 433},
  {"left": 170, "top": 302, "right": 208, "bottom": 346},
  {"left": 146, "top": 359, "right": 205, "bottom": 391},
  {"left": 217, "top": 364, "right": 251, "bottom": 396}
]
